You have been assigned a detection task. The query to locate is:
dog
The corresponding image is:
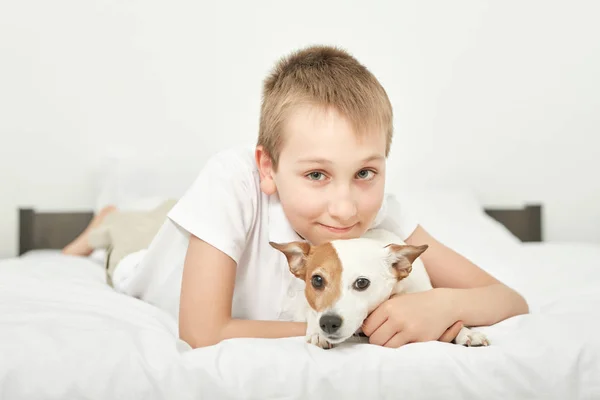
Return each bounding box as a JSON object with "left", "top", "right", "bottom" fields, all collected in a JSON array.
[{"left": 270, "top": 228, "right": 489, "bottom": 349}]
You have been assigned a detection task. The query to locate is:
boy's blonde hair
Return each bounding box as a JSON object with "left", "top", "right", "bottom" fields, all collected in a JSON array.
[{"left": 257, "top": 45, "right": 393, "bottom": 168}]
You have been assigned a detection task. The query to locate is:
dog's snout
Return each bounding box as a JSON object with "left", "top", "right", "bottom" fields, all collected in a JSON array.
[{"left": 320, "top": 314, "right": 343, "bottom": 334}]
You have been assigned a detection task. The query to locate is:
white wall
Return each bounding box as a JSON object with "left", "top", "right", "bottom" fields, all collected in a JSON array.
[{"left": 1, "top": 0, "right": 599, "bottom": 258}]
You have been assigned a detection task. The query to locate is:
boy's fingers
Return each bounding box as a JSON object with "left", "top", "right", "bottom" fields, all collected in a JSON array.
[
  {"left": 361, "top": 307, "right": 388, "bottom": 337},
  {"left": 368, "top": 320, "right": 398, "bottom": 346},
  {"left": 439, "top": 321, "right": 463, "bottom": 343},
  {"left": 383, "top": 331, "right": 412, "bottom": 348}
]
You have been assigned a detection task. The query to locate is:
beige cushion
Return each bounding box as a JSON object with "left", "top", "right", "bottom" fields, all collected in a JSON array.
[{"left": 88, "top": 199, "right": 178, "bottom": 285}]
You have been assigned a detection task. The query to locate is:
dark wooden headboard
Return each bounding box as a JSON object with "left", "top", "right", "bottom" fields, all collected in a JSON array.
[
  {"left": 484, "top": 204, "right": 542, "bottom": 242},
  {"left": 19, "top": 209, "right": 94, "bottom": 256},
  {"left": 17, "top": 204, "right": 543, "bottom": 255}
]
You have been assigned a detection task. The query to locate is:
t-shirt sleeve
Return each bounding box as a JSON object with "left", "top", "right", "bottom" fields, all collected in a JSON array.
[
  {"left": 373, "top": 193, "right": 420, "bottom": 240},
  {"left": 167, "top": 151, "right": 257, "bottom": 264}
]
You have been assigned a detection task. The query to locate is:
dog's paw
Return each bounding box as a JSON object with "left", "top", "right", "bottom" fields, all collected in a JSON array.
[
  {"left": 454, "top": 327, "right": 490, "bottom": 347},
  {"left": 306, "top": 333, "right": 333, "bottom": 349}
]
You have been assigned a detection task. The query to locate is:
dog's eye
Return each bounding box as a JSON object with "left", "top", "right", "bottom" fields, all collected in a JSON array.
[
  {"left": 311, "top": 275, "right": 325, "bottom": 289},
  {"left": 353, "top": 278, "right": 370, "bottom": 291}
]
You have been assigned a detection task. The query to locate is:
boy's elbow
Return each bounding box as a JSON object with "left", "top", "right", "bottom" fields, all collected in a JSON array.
[
  {"left": 180, "top": 322, "right": 228, "bottom": 349},
  {"left": 509, "top": 286, "right": 530, "bottom": 316},
  {"left": 187, "top": 337, "right": 222, "bottom": 349},
  {"left": 181, "top": 331, "right": 224, "bottom": 349},
  {"left": 517, "top": 294, "right": 530, "bottom": 315}
]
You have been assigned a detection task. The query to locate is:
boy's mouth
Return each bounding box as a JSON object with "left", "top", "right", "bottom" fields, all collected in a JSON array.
[{"left": 318, "top": 223, "right": 357, "bottom": 234}]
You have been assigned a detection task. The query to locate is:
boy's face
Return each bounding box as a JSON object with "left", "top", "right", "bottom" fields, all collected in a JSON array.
[{"left": 261, "top": 104, "right": 387, "bottom": 246}]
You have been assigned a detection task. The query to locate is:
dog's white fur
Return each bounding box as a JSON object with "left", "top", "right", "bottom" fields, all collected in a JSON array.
[{"left": 272, "top": 228, "right": 489, "bottom": 349}]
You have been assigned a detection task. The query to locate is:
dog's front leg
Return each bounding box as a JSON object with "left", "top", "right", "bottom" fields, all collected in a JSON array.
[{"left": 305, "top": 312, "right": 332, "bottom": 349}]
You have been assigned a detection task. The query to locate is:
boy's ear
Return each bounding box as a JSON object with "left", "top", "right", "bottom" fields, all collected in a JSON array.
[
  {"left": 270, "top": 241, "right": 311, "bottom": 279},
  {"left": 255, "top": 146, "right": 277, "bottom": 195},
  {"left": 384, "top": 244, "right": 429, "bottom": 280}
]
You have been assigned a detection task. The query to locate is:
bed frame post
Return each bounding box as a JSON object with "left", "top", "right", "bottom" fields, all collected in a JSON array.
[
  {"left": 526, "top": 204, "right": 543, "bottom": 242},
  {"left": 19, "top": 209, "right": 35, "bottom": 256},
  {"left": 484, "top": 204, "right": 543, "bottom": 242}
]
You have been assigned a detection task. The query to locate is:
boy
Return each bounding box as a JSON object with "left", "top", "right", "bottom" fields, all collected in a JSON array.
[{"left": 125, "top": 45, "right": 528, "bottom": 349}]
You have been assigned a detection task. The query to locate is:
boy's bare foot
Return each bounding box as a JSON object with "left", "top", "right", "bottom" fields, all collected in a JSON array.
[{"left": 62, "top": 205, "right": 117, "bottom": 256}]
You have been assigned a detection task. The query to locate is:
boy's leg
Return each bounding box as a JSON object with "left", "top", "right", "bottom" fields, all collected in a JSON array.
[{"left": 61, "top": 205, "right": 117, "bottom": 256}]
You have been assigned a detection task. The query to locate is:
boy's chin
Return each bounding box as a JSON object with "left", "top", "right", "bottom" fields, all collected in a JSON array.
[{"left": 311, "top": 225, "right": 366, "bottom": 243}]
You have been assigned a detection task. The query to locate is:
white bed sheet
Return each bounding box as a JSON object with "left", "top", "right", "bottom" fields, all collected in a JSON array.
[
  {"left": 1, "top": 244, "right": 600, "bottom": 399},
  {"left": 20, "top": 248, "right": 108, "bottom": 266}
]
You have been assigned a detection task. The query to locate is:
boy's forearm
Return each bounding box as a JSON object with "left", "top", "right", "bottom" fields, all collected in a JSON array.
[
  {"left": 441, "top": 283, "right": 529, "bottom": 327},
  {"left": 221, "top": 319, "right": 307, "bottom": 341},
  {"left": 187, "top": 319, "right": 307, "bottom": 349}
]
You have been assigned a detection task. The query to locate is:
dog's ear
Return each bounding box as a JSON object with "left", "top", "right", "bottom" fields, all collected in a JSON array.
[
  {"left": 384, "top": 244, "right": 429, "bottom": 280},
  {"left": 270, "top": 241, "right": 311, "bottom": 279}
]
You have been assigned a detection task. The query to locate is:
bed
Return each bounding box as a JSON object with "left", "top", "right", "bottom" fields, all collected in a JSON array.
[{"left": 2, "top": 162, "right": 600, "bottom": 399}]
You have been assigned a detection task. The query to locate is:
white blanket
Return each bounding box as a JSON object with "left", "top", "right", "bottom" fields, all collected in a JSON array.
[{"left": 1, "top": 243, "right": 600, "bottom": 399}]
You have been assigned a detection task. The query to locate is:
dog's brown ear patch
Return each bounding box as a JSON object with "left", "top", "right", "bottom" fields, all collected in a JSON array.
[
  {"left": 385, "top": 244, "right": 428, "bottom": 280},
  {"left": 270, "top": 241, "right": 311, "bottom": 279}
]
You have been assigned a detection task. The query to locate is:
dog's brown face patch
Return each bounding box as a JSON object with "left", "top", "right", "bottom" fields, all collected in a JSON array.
[
  {"left": 270, "top": 240, "right": 343, "bottom": 312},
  {"left": 302, "top": 243, "right": 343, "bottom": 312}
]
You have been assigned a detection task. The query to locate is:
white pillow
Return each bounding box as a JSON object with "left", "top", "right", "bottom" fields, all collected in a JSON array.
[
  {"left": 384, "top": 187, "right": 524, "bottom": 279},
  {"left": 393, "top": 187, "right": 484, "bottom": 217},
  {"left": 93, "top": 155, "right": 202, "bottom": 212},
  {"left": 390, "top": 187, "right": 522, "bottom": 248}
]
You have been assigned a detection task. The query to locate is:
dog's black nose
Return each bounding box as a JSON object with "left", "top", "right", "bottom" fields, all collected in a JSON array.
[{"left": 320, "top": 314, "right": 343, "bottom": 334}]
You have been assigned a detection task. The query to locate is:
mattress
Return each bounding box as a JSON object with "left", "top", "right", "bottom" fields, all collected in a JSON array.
[{"left": 1, "top": 243, "right": 599, "bottom": 399}]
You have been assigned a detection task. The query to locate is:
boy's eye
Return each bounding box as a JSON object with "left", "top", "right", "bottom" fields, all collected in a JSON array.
[
  {"left": 356, "top": 169, "right": 375, "bottom": 180},
  {"left": 307, "top": 171, "right": 325, "bottom": 181}
]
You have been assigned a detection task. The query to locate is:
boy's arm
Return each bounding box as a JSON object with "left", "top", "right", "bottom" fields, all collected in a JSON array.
[
  {"left": 363, "top": 225, "right": 528, "bottom": 347},
  {"left": 406, "top": 225, "right": 529, "bottom": 326},
  {"left": 179, "top": 235, "right": 306, "bottom": 349}
]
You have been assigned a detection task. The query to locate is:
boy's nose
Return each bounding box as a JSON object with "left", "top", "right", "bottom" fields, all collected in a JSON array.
[{"left": 328, "top": 199, "right": 357, "bottom": 222}]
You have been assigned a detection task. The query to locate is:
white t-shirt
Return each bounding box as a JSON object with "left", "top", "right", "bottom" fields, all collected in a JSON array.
[{"left": 124, "top": 147, "right": 419, "bottom": 323}]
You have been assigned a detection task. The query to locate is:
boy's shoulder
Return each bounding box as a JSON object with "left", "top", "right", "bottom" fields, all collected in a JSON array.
[
  {"left": 167, "top": 146, "right": 261, "bottom": 263},
  {"left": 198, "top": 146, "right": 261, "bottom": 192},
  {"left": 204, "top": 146, "right": 258, "bottom": 174}
]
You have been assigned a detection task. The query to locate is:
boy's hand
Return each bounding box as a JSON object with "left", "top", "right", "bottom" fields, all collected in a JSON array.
[{"left": 362, "top": 289, "right": 460, "bottom": 348}]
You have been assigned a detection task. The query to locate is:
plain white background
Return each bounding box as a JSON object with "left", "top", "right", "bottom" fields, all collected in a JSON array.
[{"left": 1, "top": 0, "right": 599, "bottom": 258}]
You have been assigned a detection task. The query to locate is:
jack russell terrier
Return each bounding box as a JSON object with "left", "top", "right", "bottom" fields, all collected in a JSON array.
[{"left": 271, "top": 228, "right": 489, "bottom": 349}]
